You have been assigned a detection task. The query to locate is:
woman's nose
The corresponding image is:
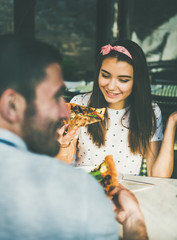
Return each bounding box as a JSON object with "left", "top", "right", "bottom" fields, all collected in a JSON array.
[{"left": 107, "top": 78, "right": 117, "bottom": 90}]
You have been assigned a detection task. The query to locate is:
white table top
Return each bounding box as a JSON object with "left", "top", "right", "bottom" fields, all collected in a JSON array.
[{"left": 120, "top": 175, "right": 177, "bottom": 240}]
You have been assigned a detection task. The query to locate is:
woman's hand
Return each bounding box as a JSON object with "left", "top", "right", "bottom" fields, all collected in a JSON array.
[
  {"left": 168, "top": 111, "right": 177, "bottom": 126},
  {"left": 57, "top": 124, "right": 79, "bottom": 148},
  {"left": 149, "top": 111, "right": 177, "bottom": 178},
  {"left": 56, "top": 124, "right": 79, "bottom": 164}
]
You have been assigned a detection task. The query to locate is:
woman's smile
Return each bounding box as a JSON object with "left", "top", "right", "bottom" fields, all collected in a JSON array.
[
  {"left": 98, "top": 57, "right": 134, "bottom": 109},
  {"left": 104, "top": 89, "right": 121, "bottom": 98}
]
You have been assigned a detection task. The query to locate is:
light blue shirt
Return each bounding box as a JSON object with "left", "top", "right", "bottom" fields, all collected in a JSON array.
[{"left": 0, "top": 129, "right": 118, "bottom": 240}]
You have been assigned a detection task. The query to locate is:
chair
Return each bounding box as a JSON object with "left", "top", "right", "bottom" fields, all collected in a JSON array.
[
  {"left": 148, "top": 60, "right": 177, "bottom": 85},
  {"left": 152, "top": 95, "right": 177, "bottom": 130},
  {"left": 171, "top": 150, "right": 177, "bottom": 179}
]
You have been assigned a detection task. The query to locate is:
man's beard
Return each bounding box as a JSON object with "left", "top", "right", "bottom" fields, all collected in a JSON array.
[{"left": 21, "top": 102, "right": 63, "bottom": 157}]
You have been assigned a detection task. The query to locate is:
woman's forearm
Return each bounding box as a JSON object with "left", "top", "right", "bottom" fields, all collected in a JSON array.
[{"left": 151, "top": 113, "right": 177, "bottom": 177}]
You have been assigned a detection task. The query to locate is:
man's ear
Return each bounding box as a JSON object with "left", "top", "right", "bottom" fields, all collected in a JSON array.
[{"left": 0, "top": 89, "right": 21, "bottom": 123}]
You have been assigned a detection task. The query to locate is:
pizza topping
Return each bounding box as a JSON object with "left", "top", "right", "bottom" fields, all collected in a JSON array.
[
  {"left": 100, "top": 162, "right": 108, "bottom": 174},
  {"left": 73, "top": 105, "right": 84, "bottom": 114},
  {"left": 86, "top": 113, "right": 101, "bottom": 119},
  {"left": 89, "top": 155, "right": 119, "bottom": 196},
  {"left": 64, "top": 103, "right": 106, "bottom": 132}
]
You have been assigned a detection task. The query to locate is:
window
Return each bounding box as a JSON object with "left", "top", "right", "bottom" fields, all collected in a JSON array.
[
  {"left": 35, "top": 0, "right": 96, "bottom": 82},
  {"left": 0, "top": 0, "right": 14, "bottom": 34}
]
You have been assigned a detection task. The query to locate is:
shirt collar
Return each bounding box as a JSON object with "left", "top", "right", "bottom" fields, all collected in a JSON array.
[{"left": 0, "top": 128, "right": 28, "bottom": 151}]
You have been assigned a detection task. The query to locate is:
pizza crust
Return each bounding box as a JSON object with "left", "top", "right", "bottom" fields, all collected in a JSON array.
[{"left": 90, "top": 155, "right": 119, "bottom": 195}]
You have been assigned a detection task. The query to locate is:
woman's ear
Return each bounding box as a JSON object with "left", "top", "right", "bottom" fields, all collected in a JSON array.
[{"left": 0, "top": 89, "right": 24, "bottom": 123}]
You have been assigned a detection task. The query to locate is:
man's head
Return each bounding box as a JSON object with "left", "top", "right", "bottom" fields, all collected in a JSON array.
[{"left": 0, "top": 34, "right": 70, "bottom": 156}]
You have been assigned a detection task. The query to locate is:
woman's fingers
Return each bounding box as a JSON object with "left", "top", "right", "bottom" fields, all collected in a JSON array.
[
  {"left": 57, "top": 124, "right": 69, "bottom": 136},
  {"left": 57, "top": 126, "right": 80, "bottom": 145}
]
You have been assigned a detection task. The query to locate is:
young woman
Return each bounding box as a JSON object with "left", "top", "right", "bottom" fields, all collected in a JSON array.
[{"left": 57, "top": 40, "right": 175, "bottom": 177}]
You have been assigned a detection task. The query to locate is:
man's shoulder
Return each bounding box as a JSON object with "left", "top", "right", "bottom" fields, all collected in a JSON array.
[
  {"left": 0, "top": 148, "right": 118, "bottom": 239},
  {"left": 0, "top": 145, "right": 102, "bottom": 200},
  {"left": 0, "top": 145, "right": 102, "bottom": 192}
]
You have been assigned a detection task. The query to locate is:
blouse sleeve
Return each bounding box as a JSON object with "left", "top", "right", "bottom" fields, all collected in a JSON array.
[
  {"left": 151, "top": 103, "right": 163, "bottom": 142},
  {"left": 70, "top": 93, "right": 91, "bottom": 106}
]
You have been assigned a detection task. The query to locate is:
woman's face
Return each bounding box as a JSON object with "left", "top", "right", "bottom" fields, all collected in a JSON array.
[{"left": 98, "top": 57, "right": 134, "bottom": 109}]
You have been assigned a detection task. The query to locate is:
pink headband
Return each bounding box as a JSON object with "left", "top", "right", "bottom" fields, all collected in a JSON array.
[{"left": 100, "top": 44, "right": 132, "bottom": 59}]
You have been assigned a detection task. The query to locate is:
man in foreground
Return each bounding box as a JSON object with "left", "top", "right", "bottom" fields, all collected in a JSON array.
[{"left": 0, "top": 34, "right": 148, "bottom": 240}]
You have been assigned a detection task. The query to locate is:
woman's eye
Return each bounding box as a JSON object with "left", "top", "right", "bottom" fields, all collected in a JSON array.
[
  {"left": 102, "top": 73, "right": 110, "bottom": 78},
  {"left": 119, "top": 79, "right": 129, "bottom": 83}
]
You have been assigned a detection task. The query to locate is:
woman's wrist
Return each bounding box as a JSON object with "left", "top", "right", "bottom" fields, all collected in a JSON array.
[{"left": 60, "top": 141, "right": 71, "bottom": 148}]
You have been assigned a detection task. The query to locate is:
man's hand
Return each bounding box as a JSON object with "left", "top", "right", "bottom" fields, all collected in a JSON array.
[
  {"left": 109, "top": 184, "right": 149, "bottom": 240},
  {"left": 109, "top": 184, "right": 143, "bottom": 223}
]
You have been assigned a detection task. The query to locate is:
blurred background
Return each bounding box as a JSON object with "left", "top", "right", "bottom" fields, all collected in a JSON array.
[{"left": 0, "top": 0, "right": 177, "bottom": 175}]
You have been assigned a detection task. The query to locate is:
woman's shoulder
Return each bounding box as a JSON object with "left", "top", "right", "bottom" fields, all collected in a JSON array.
[{"left": 70, "top": 92, "right": 92, "bottom": 106}]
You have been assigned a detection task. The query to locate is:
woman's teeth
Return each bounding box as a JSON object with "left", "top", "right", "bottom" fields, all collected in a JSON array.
[{"left": 106, "top": 90, "right": 119, "bottom": 96}]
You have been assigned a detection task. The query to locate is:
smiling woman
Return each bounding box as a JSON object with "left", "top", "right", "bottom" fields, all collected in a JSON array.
[
  {"left": 56, "top": 39, "right": 176, "bottom": 178},
  {"left": 98, "top": 58, "right": 134, "bottom": 110}
]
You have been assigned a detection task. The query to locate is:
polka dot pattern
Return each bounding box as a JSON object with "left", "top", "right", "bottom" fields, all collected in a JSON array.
[{"left": 71, "top": 93, "right": 163, "bottom": 175}]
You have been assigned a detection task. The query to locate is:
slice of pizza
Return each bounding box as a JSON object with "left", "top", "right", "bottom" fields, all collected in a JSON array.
[
  {"left": 64, "top": 103, "right": 106, "bottom": 132},
  {"left": 89, "top": 155, "right": 119, "bottom": 196}
]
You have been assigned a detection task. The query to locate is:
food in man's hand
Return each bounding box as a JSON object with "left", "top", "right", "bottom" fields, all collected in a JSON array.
[
  {"left": 64, "top": 103, "right": 106, "bottom": 132},
  {"left": 89, "top": 155, "right": 119, "bottom": 196}
]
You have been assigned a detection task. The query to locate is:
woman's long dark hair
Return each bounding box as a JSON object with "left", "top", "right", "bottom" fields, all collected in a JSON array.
[{"left": 87, "top": 40, "right": 156, "bottom": 157}]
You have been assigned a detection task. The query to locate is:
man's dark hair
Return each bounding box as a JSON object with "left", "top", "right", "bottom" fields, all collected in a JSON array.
[{"left": 0, "top": 34, "right": 62, "bottom": 102}]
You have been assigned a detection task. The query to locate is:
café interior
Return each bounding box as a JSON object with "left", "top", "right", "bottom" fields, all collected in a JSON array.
[{"left": 1, "top": 0, "right": 177, "bottom": 239}]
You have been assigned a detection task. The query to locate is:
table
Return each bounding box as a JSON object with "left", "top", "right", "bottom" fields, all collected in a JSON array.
[{"left": 120, "top": 175, "right": 177, "bottom": 240}]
